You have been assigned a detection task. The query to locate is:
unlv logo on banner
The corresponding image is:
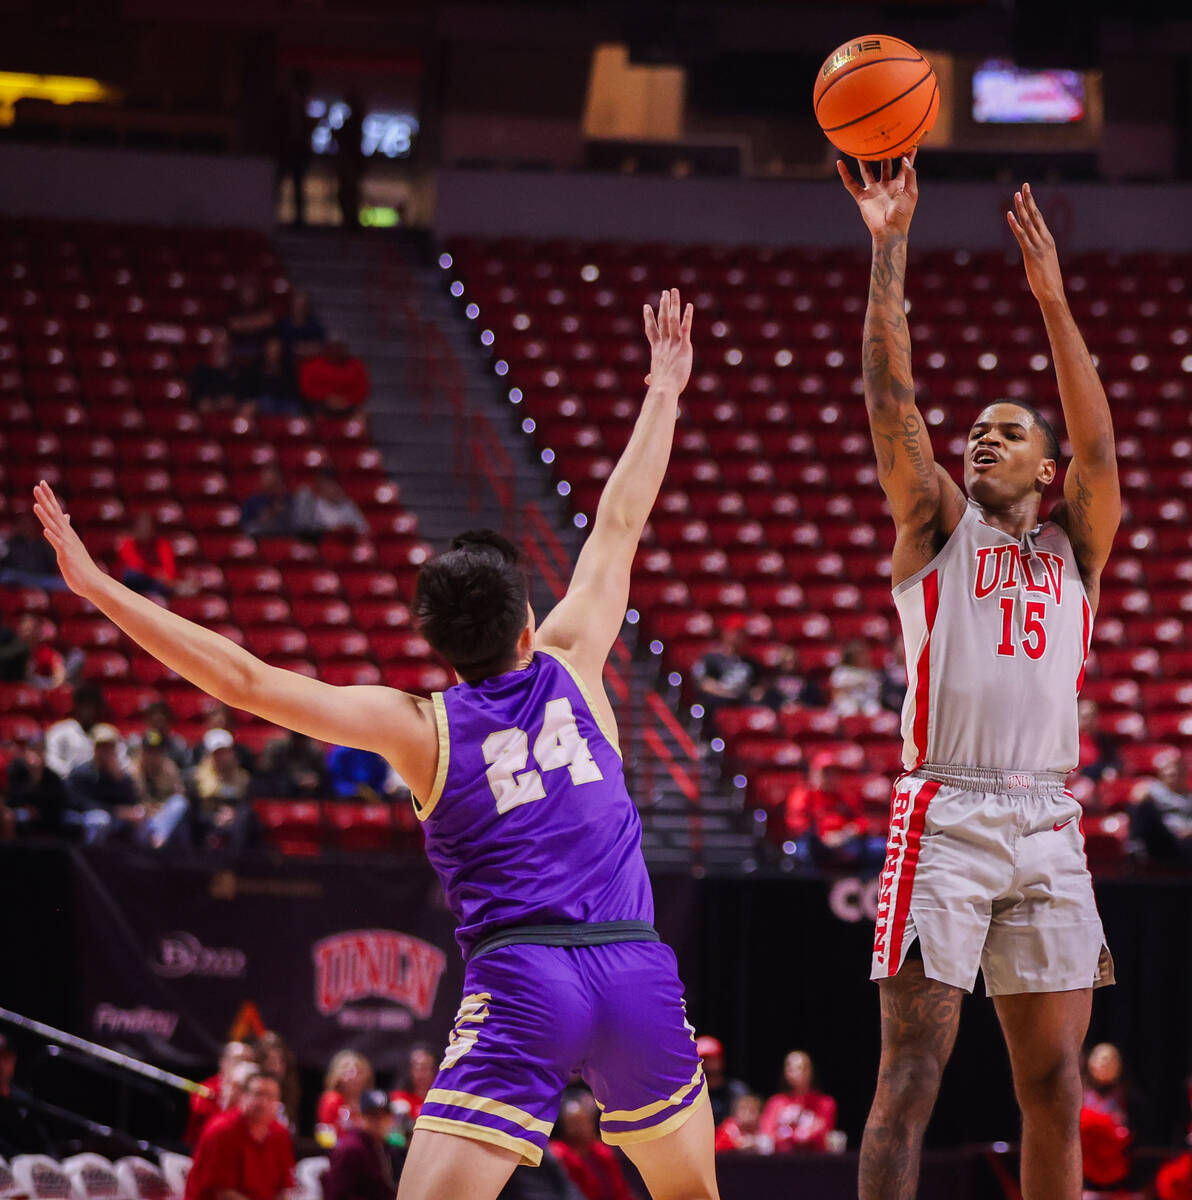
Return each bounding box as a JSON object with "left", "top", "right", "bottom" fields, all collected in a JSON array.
[{"left": 313, "top": 930, "right": 447, "bottom": 1021}]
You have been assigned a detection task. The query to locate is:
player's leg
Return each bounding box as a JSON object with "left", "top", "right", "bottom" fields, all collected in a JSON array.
[
  {"left": 858, "top": 956, "right": 964, "bottom": 1200},
  {"left": 397, "top": 1128, "right": 519, "bottom": 1200},
  {"left": 618, "top": 1094, "right": 719, "bottom": 1200},
  {"left": 993, "top": 987, "right": 1091, "bottom": 1200}
]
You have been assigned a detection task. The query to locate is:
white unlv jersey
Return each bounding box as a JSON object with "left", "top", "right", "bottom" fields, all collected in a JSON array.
[{"left": 893, "top": 501, "right": 1093, "bottom": 774}]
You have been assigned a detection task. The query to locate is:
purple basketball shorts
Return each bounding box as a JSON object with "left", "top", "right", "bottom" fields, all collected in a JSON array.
[{"left": 413, "top": 940, "right": 707, "bottom": 1165}]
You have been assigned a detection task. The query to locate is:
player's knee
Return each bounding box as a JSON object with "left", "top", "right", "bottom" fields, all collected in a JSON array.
[
  {"left": 877, "top": 1050, "right": 945, "bottom": 1116},
  {"left": 1013, "top": 1054, "right": 1082, "bottom": 1119}
]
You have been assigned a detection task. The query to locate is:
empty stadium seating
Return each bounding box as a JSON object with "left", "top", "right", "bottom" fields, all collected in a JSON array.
[
  {"left": 0, "top": 220, "right": 450, "bottom": 770},
  {"left": 447, "top": 235, "right": 1192, "bottom": 861}
]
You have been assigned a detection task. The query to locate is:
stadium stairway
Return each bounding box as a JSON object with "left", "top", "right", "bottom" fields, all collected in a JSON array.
[{"left": 277, "top": 228, "right": 758, "bottom": 871}]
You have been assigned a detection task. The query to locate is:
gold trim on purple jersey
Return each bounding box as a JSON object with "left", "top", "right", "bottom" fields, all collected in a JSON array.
[
  {"left": 413, "top": 691, "right": 451, "bottom": 822},
  {"left": 536, "top": 648, "right": 622, "bottom": 758}
]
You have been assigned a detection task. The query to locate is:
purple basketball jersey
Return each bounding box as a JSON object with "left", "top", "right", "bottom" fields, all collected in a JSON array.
[{"left": 416, "top": 650, "right": 654, "bottom": 958}]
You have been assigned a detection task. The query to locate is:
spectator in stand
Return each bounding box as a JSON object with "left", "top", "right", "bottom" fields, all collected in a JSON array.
[
  {"left": 785, "top": 754, "right": 883, "bottom": 867},
  {"left": 696, "top": 1035, "right": 748, "bottom": 1127},
  {"left": 117, "top": 513, "right": 177, "bottom": 601},
  {"left": 389, "top": 1044, "right": 437, "bottom": 1125},
  {"left": 255, "top": 1032, "right": 301, "bottom": 1132},
  {"left": 253, "top": 731, "right": 328, "bottom": 798},
  {"left": 185, "top": 1071, "right": 294, "bottom": 1200},
  {"left": 240, "top": 467, "right": 296, "bottom": 538},
  {"left": 879, "top": 637, "right": 907, "bottom": 714},
  {"left": 274, "top": 289, "right": 325, "bottom": 369},
  {"left": 226, "top": 280, "right": 277, "bottom": 368},
  {"left": 326, "top": 743, "right": 399, "bottom": 801},
  {"left": 189, "top": 331, "right": 244, "bottom": 414},
  {"left": 759, "top": 1050, "right": 837, "bottom": 1153},
  {"left": 499, "top": 1156, "right": 585, "bottom": 1200},
  {"left": 549, "top": 1090, "right": 633, "bottom": 1200},
  {"left": 336, "top": 92, "right": 366, "bottom": 228},
  {"left": 1080, "top": 1042, "right": 1135, "bottom": 1195},
  {"left": 192, "top": 728, "right": 257, "bottom": 851},
  {"left": 0, "top": 616, "right": 31, "bottom": 683},
  {"left": 748, "top": 646, "right": 825, "bottom": 711},
  {"left": 0, "top": 510, "right": 64, "bottom": 589},
  {"left": 3, "top": 736, "right": 67, "bottom": 837},
  {"left": 64, "top": 724, "right": 145, "bottom": 844},
  {"left": 828, "top": 640, "right": 881, "bottom": 718},
  {"left": 1076, "top": 699, "right": 1123, "bottom": 784},
  {"left": 0, "top": 613, "right": 74, "bottom": 689},
  {"left": 318, "top": 1050, "right": 375, "bottom": 1138},
  {"left": 1158, "top": 1152, "right": 1192, "bottom": 1200},
  {"left": 135, "top": 700, "right": 191, "bottom": 768},
  {"left": 714, "top": 1094, "right": 772, "bottom": 1155},
  {"left": 129, "top": 729, "right": 191, "bottom": 849},
  {"left": 275, "top": 71, "right": 315, "bottom": 228},
  {"left": 299, "top": 339, "right": 371, "bottom": 415},
  {"left": 325, "top": 1088, "right": 403, "bottom": 1200},
  {"left": 293, "top": 469, "right": 369, "bottom": 537},
  {"left": 45, "top": 683, "right": 109, "bottom": 779},
  {"left": 241, "top": 336, "right": 302, "bottom": 416},
  {"left": 186, "top": 1042, "right": 256, "bottom": 1148},
  {"left": 692, "top": 621, "right": 757, "bottom": 735},
  {"left": 0, "top": 1034, "right": 48, "bottom": 1157},
  {"left": 199, "top": 702, "right": 257, "bottom": 773},
  {"left": 1128, "top": 748, "right": 1192, "bottom": 865}
]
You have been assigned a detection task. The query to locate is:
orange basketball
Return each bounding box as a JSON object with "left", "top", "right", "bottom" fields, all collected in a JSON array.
[{"left": 813, "top": 34, "right": 939, "bottom": 159}]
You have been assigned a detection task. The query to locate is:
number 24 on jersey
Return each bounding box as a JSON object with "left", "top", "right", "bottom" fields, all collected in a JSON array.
[{"left": 482, "top": 697, "right": 604, "bottom": 813}]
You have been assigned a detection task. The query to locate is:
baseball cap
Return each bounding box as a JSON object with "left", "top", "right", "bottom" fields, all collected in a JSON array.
[
  {"left": 360, "top": 1089, "right": 392, "bottom": 1116},
  {"left": 696, "top": 1036, "right": 724, "bottom": 1059},
  {"left": 91, "top": 724, "right": 122, "bottom": 745},
  {"left": 202, "top": 728, "right": 235, "bottom": 754}
]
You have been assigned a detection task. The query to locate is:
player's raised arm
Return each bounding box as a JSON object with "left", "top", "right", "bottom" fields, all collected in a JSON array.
[
  {"left": 1009, "top": 183, "right": 1120, "bottom": 590},
  {"left": 31, "top": 482, "right": 438, "bottom": 795},
  {"left": 838, "top": 152, "right": 965, "bottom": 581},
  {"left": 536, "top": 288, "right": 693, "bottom": 687}
]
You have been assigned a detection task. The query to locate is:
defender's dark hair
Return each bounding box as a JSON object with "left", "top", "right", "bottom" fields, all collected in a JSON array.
[
  {"left": 413, "top": 530, "right": 529, "bottom": 681},
  {"left": 989, "top": 400, "right": 1062, "bottom": 463}
]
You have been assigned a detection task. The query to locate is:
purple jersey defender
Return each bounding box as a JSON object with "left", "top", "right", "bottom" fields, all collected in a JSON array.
[{"left": 411, "top": 649, "right": 707, "bottom": 1166}]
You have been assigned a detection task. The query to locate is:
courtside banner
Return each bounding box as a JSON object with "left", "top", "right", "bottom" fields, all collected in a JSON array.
[{"left": 71, "top": 847, "right": 463, "bottom": 1071}]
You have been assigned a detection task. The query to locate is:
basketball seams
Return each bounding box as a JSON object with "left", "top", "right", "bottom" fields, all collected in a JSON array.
[
  {"left": 813, "top": 54, "right": 925, "bottom": 116},
  {"left": 877, "top": 79, "right": 939, "bottom": 158},
  {"left": 822, "top": 64, "right": 934, "bottom": 133}
]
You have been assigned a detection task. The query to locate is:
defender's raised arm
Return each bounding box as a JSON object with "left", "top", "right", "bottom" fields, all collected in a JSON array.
[
  {"left": 838, "top": 153, "right": 964, "bottom": 583},
  {"left": 32, "top": 482, "right": 437, "bottom": 795},
  {"left": 536, "top": 288, "right": 693, "bottom": 686},
  {"left": 1009, "top": 183, "right": 1120, "bottom": 597}
]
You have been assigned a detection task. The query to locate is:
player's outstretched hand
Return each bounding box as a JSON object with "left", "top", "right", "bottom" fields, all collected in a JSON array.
[
  {"left": 1008, "top": 182, "right": 1065, "bottom": 307},
  {"left": 32, "top": 481, "right": 107, "bottom": 599},
  {"left": 643, "top": 287, "right": 694, "bottom": 395},
  {"left": 838, "top": 149, "right": 918, "bottom": 240}
]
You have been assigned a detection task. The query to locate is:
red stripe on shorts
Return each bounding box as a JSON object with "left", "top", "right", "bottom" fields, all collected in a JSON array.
[
  {"left": 888, "top": 778, "right": 940, "bottom": 968},
  {"left": 910, "top": 570, "right": 939, "bottom": 768}
]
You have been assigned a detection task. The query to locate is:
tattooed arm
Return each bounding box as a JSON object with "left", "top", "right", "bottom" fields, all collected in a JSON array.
[
  {"left": 1009, "top": 184, "right": 1120, "bottom": 599},
  {"left": 839, "top": 153, "right": 965, "bottom": 584}
]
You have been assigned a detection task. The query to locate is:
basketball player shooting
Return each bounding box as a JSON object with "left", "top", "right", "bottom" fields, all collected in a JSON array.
[
  {"left": 838, "top": 153, "right": 1120, "bottom": 1200},
  {"left": 33, "top": 290, "right": 720, "bottom": 1200}
]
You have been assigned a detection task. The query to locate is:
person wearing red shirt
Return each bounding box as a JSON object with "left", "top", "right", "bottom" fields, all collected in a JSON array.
[
  {"left": 317, "top": 1050, "right": 374, "bottom": 1137},
  {"left": 759, "top": 1051, "right": 837, "bottom": 1153},
  {"left": 549, "top": 1092, "right": 633, "bottom": 1200},
  {"left": 186, "top": 1073, "right": 294, "bottom": 1200},
  {"left": 1158, "top": 1151, "right": 1192, "bottom": 1200},
  {"left": 714, "top": 1094, "right": 772, "bottom": 1155},
  {"left": 186, "top": 1042, "right": 255, "bottom": 1148},
  {"left": 116, "top": 513, "right": 176, "bottom": 600},
  {"left": 389, "top": 1043, "right": 436, "bottom": 1124},
  {"left": 298, "top": 340, "right": 370, "bottom": 414}
]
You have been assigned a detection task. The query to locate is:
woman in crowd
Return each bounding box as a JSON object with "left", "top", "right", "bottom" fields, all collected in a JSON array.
[{"left": 317, "top": 1049, "right": 375, "bottom": 1136}]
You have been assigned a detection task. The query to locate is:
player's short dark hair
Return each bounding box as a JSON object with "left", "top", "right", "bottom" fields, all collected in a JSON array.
[
  {"left": 988, "top": 400, "right": 1062, "bottom": 463},
  {"left": 413, "top": 530, "right": 529, "bottom": 682}
]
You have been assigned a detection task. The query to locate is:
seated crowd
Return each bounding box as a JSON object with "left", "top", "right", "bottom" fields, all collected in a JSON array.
[
  {"left": 692, "top": 620, "right": 1192, "bottom": 869},
  {"left": 0, "top": 681, "right": 407, "bottom": 847}
]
